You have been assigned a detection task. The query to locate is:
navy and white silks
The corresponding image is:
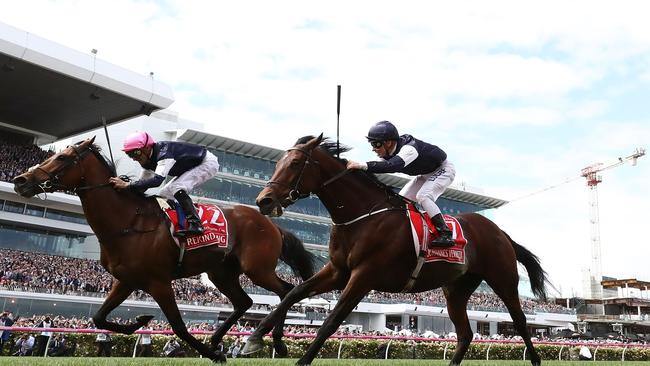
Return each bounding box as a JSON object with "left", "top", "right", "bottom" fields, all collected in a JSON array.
[
  {"left": 130, "top": 141, "right": 220, "bottom": 199},
  {"left": 365, "top": 134, "right": 455, "bottom": 217}
]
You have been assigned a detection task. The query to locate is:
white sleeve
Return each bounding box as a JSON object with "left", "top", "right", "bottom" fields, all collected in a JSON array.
[
  {"left": 154, "top": 158, "right": 175, "bottom": 177},
  {"left": 396, "top": 145, "right": 419, "bottom": 167},
  {"left": 139, "top": 169, "right": 156, "bottom": 180}
]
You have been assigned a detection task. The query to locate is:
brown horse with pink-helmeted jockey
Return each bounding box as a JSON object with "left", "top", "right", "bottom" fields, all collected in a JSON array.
[{"left": 13, "top": 137, "right": 316, "bottom": 362}]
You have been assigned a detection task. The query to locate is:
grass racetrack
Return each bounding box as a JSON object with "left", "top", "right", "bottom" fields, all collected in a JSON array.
[{"left": 1, "top": 359, "right": 650, "bottom": 366}]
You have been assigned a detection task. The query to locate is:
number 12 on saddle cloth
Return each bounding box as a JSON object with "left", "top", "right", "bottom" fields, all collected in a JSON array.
[{"left": 159, "top": 199, "right": 229, "bottom": 251}]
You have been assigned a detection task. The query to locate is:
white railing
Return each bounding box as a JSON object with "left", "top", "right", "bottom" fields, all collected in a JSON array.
[{"left": 2, "top": 326, "right": 649, "bottom": 361}]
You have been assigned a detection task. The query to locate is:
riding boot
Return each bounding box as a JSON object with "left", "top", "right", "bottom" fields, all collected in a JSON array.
[
  {"left": 173, "top": 190, "right": 204, "bottom": 237},
  {"left": 429, "top": 213, "right": 455, "bottom": 248}
]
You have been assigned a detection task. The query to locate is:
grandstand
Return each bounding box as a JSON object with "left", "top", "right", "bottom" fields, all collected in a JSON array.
[{"left": 1, "top": 20, "right": 575, "bottom": 340}]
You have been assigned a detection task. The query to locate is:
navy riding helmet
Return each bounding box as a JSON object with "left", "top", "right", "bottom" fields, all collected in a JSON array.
[{"left": 366, "top": 121, "right": 399, "bottom": 141}]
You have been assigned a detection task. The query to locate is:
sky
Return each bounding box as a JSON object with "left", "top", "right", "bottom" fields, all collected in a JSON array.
[{"left": 3, "top": 0, "right": 649, "bottom": 298}]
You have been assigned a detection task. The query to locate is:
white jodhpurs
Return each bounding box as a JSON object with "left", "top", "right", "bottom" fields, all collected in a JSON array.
[
  {"left": 399, "top": 160, "right": 456, "bottom": 217},
  {"left": 158, "top": 152, "right": 220, "bottom": 199}
]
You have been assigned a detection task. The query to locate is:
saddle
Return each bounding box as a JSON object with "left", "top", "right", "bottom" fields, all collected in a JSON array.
[{"left": 405, "top": 202, "right": 468, "bottom": 263}]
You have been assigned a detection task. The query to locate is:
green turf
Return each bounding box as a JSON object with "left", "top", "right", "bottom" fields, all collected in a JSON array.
[{"left": 1, "top": 359, "right": 649, "bottom": 366}]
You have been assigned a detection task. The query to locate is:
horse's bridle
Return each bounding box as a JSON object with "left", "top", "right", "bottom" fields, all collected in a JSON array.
[
  {"left": 32, "top": 144, "right": 110, "bottom": 193},
  {"left": 266, "top": 146, "right": 353, "bottom": 206},
  {"left": 265, "top": 147, "right": 317, "bottom": 203}
]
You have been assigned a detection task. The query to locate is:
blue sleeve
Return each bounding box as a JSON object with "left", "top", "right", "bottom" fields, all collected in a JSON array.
[
  {"left": 130, "top": 174, "right": 165, "bottom": 191},
  {"left": 366, "top": 156, "right": 406, "bottom": 173}
]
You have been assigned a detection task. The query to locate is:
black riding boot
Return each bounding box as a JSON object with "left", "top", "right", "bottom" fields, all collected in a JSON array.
[
  {"left": 429, "top": 213, "right": 455, "bottom": 248},
  {"left": 174, "top": 190, "right": 204, "bottom": 237}
]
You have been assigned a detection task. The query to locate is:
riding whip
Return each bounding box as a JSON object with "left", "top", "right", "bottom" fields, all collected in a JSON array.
[{"left": 336, "top": 85, "right": 341, "bottom": 159}]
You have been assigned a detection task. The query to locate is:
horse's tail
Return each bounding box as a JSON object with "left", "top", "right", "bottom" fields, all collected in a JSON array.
[
  {"left": 502, "top": 230, "right": 548, "bottom": 302},
  {"left": 277, "top": 226, "right": 316, "bottom": 281}
]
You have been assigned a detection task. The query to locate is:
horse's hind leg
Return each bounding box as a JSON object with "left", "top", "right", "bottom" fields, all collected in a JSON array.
[
  {"left": 443, "top": 274, "right": 482, "bottom": 366},
  {"left": 147, "top": 281, "right": 226, "bottom": 362},
  {"left": 486, "top": 277, "right": 541, "bottom": 366},
  {"left": 92, "top": 280, "right": 152, "bottom": 334},
  {"left": 205, "top": 269, "right": 253, "bottom": 349}
]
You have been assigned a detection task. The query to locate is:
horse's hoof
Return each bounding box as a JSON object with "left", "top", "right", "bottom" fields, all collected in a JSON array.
[
  {"left": 136, "top": 314, "right": 154, "bottom": 325},
  {"left": 210, "top": 351, "right": 227, "bottom": 363},
  {"left": 273, "top": 339, "right": 288, "bottom": 357},
  {"left": 241, "top": 335, "right": 264, "bottom": 355}
]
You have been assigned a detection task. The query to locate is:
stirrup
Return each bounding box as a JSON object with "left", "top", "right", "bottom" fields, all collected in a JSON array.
[
  {"left": 175, "top": 227, "right": 203, "bottom": 238},
  {"left": 428, "top": 232, "right": 455, "bottom": 248},
  {"left": 174, "top": 220, "right": 204, "bottom": 238}
]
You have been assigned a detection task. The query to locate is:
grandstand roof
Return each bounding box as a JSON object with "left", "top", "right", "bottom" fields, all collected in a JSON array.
[
  {"left": 601, "top": 278, "right": 650, "bottom": 290},
  {"left": 177, "top": 129, "right": 508, "bottom": 209},
  {"left": 0, "top": 21, "right": 173, "bottom": 143}
]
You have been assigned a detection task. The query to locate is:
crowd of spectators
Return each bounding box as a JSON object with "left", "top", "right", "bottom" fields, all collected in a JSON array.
[
  {"left": 1, "top": 248, "right": 572, "bottom": 315},
  {"left": 0, "top": 141, "right": 54, "bottom": 184}
]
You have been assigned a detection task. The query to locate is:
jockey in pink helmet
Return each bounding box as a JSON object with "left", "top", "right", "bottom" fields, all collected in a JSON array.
[
  {"left": 122, "top": 131, "right": 155, "bottom": 151},
  {"left": 109, "top": 131, "right": 220, "bottom": 237}
]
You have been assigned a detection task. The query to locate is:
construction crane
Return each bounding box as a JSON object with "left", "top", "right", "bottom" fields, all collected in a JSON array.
[{"left": 580, "top": 148, "right": 646, "bottom": 299}]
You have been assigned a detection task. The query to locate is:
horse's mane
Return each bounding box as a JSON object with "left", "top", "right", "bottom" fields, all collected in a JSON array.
[
  {"left": 294, "top": 135, "right": 351, "bottom": 161},
  {"left": 295, "top": 135, "right": 400, "bottom": 198},
  {"left": 85, "top": 143, "right": 155, "bottom": 201},
  {"left": 87, "top": 143, "right": 117, "bottom": 177}
]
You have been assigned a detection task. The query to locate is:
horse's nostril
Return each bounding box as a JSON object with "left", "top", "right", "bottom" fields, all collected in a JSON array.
[
  {"left": 257, "top": 197, "right": 273, "bottom": 208},
  {"left": 13, "top": 176, "right": 27, "bottom": 186}
]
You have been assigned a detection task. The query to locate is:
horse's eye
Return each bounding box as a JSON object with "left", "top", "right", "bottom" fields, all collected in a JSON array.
[
  {"left": 56, "top": 155, "right": 67, "bottom": 161},
  {"left": 289, "top": 159, "right": 301, "bottom": 167}
]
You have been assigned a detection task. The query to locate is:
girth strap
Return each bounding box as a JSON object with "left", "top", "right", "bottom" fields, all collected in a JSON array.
[{"left": 401, "top": 214, "right": 429, "bottom": 292}]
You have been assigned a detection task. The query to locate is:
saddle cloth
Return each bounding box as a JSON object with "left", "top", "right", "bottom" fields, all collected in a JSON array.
[
  {"left": 405, "top": 203, "right": 468, "bottom": 264},
  {"left": 158, "top": 199, "right": 229, "bottom": 251}
]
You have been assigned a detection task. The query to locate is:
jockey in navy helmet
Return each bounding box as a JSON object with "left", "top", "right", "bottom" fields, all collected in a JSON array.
[
  {"left": 347, "top": 121, "right": 456, "bottom": 247},
  {"left": 108, "top": 132, "right": 220, "bottom": 237}
]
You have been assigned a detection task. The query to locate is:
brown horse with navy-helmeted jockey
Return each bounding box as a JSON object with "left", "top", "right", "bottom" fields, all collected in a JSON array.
[
  {"left": 13, "top": 137, "right": 316, "bottom": 362},
  {"left": 242, "top": 135, "right": 549, "bottom": 366}
]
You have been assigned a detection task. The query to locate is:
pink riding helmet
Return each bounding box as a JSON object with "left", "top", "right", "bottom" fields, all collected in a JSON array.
[{"left": 122, "top": 131, "right": 155, "bottom": 152}]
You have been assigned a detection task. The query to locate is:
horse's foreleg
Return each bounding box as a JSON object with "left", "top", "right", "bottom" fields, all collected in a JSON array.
[
  {"left": 242, "top": 262, "right": 344, "bottom": 355},
  {"left": 147, "top": 281, "right": 226, "bottom": 363},
  {"left": 296, "top": 270, "right": 371, "bottom": 366},
  {"left": 206, "top": 271, "right": 253, "bottom": 349},
  {"left": 92, "top": 280, "right": 150, "bottom": 334}
]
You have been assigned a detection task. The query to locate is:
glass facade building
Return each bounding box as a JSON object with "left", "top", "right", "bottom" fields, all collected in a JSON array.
[{"left": 0, "top": 198, "right": 87, "bottom": 258}]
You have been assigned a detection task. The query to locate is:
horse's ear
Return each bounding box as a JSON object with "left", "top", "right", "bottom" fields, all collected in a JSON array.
[
  {"left": 89, "top": 136, "right": 96, "bottom": 144},
  {"left": 305, "top": 134, "right": 323, "bottom": 149}
]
